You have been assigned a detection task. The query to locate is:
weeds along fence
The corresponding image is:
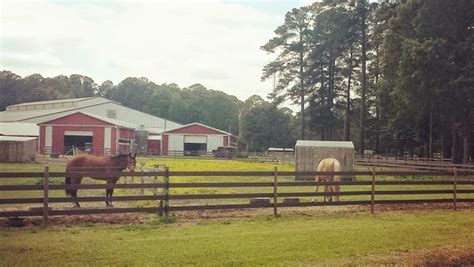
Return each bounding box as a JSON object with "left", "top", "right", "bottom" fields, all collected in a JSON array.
[{"left": 0, "top": 167, "right": 473, "bottom": 226}]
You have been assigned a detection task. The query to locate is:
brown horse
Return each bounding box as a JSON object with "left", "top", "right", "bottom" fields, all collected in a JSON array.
[
  {"left": 65, "top": 153, "right": 137, "bottom": 207},
  {"left": 312, "top": 158, "right": 341, "bottom": 202}
]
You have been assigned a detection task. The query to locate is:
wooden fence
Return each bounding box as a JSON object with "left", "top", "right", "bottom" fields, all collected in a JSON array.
[
  {"left": 1, "top": 167, "right": 473, "bottom": 226},
  {"left": 356, "top": 157, "right": 474, "bottom": 173}
]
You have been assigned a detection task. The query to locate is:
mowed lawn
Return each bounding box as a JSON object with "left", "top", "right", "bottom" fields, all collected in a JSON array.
[{"left": 1, "top": 210, "right": 473, "bottom": 266}]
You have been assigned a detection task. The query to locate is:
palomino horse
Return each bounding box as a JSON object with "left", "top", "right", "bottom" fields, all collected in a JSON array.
[
  {"left": 311, "top": 158, "right": 341, "bottom": 202},
  {"left": 65, "top": 153, "right": 137, "bottom": 207}
]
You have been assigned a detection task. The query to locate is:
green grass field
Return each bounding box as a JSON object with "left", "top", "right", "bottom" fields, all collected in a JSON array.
[
  {"left": 1, "top": 158, "right": 473, "bottom": 265},
  {"left": 1, "top": 210, "right": 473, "bottom": 266}
]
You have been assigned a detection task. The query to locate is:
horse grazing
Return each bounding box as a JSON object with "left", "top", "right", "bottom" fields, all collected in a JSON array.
[
  {"left": 65, "top": 153, "right": 137, "bottom": 207},
  {"left": 312, "top": 158, "right": 341, "bottom": 202}
]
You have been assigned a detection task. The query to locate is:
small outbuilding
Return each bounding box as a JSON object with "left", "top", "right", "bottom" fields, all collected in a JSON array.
[
  {"left": 161, "top": 123, "right": 231, "bottom": 156},
  {"left": 295, "top": 140, "right": 355, "bottom": 180},
  {"left": 0, "top": 136, "right": 37, "bottom": 162}
]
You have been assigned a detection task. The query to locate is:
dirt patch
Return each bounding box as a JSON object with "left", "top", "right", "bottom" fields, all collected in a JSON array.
[
  {"left": 1, "top": 202, "right": 472, "bottom": 227},
  {"left": 355, "top": 246, "right": 474, "bottom": 266}
]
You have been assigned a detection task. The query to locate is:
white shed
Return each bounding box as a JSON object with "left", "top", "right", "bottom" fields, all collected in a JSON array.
[{"left": 295, "top": 140, "right": 355, "bottom": 180}]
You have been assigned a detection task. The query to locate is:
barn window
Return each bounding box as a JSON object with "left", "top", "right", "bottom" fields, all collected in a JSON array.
[{"left": 107, "top": 109, "right": 117, "bottom": 119}]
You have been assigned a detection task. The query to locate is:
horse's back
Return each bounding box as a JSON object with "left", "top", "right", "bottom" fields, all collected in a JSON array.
[
  {"left": 66, "top": 154, "right": 110, "bottom": 173},
  {"left": 316, "top": 158, "right": 341, "bottom": 172}
]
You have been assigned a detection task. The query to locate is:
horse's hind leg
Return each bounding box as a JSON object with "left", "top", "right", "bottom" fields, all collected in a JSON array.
[
  {"left": 312, "top": 177, "right": 320, "bottom": 202},
  {"left": 70, "top": 177, "right": 82, "bottom": 208}
]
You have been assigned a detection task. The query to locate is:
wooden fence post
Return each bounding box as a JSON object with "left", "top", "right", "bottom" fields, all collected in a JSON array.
[
  {"left": 273, "top": 167, "right": 278, "bottom": 217},
  {"left": 453, "top": 167, "right": 457, "bottom": 211},
  {"left": 371, "top": 167, "right": 376, "bottom": 214},
  {"left": 154, "top": 164, "right": 164, "bottom": 216},
  {"left": 43, "top": 165, "right": 49, "bottom": 227},
  {"left": 140, "top": 167, "right": 145, "bottom": 195},
  {"left": 163, "top": 166, "right": 170, "bottom": 218}
]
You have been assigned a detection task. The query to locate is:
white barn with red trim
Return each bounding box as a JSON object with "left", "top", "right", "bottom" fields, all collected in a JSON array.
[{"left": 161, "top": 123, "right": 231, "bottom": 156}]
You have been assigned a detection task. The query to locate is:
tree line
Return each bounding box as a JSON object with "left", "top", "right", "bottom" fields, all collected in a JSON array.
[
  {"left": 262, "top": 0, "right": 473, "bottom": 163},
  {"left": 0, "top": 70, "right": 298, "bottom": 152}
]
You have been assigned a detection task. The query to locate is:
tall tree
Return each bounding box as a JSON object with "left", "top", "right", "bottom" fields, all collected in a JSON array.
[{"left": 261, "top": 7, "right": 312, "bottom": 139}]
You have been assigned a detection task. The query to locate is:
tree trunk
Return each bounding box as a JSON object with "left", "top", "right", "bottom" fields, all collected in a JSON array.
[
  {"left": 300, "top": 33, "right": 305, "bottom": 140},
  {"left": 429, "top": 103, "right": 433, "bottom": 158},
  {"left": 328, "top": 51, "right": 335, "bottom": 140},
  {"left": 359, "top": 1, "right": 367, "bottom": 155},
  {"left": 374, "top": 46, "right": 380, "bottom": 153},
  {"left": 343, "top": 46, "right": 353, "bottom": 141},
  {"left": 452, "top": 124, "right": 460, "bottom": 164}
]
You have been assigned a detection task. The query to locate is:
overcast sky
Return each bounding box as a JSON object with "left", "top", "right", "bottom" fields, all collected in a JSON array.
[{"left": 1, "top": 0, "right": 312, "bottom": 102}]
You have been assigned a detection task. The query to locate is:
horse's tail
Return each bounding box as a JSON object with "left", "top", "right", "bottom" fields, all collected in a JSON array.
[{"left": 65, "top": 176, "right": 72, "bottom": 196}]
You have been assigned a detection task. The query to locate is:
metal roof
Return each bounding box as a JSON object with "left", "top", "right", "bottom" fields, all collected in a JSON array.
[
  {"left": 0, "top": 122, "right": 39, "bottom": 136},
  {"left": 295, "top": 140, "right": 355, "bottom": 149},
  {"left": 6, "top": 97, "right": 96, "bottom": 108},
  {"left": 0, "top": 136, "right": 37, "bottom": 142},
  {"left": 39, "top": 111, "right": 138, "bottom": 129}
]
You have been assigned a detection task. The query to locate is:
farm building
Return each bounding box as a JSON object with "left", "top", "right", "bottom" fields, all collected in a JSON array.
[
  {"left": 38, "top": 112, "right": 136, "bottom": 155},
  {"left": 0, "top": 97, "right": 182, "bottom": 134},
  {"left": 0, "top": 97, "right": 233, "bottom": 156},
  {"left": 161, "top": 123, "right": 231, "bottom": 156},
  {"left": 295, "top": 140, "right": 355, "bottom": 180},
  {"left": 0, "top": 136, "right": 37, "bottom": 162}
]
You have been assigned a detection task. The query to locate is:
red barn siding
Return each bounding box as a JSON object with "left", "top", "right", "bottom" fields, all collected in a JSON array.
[
  {"left": 224, "top": 136, "right": 229, "bottom": 146},
  {"left": 45, "top": 113, "right": 112, "bottom": 126},
  {"left": 51, "top": 126, "right": 105, "bottom": 155},
  {"left": 162, "top": 134, "right": 169, "bottom": 155},
  {"left": 120, "top": 128, "right": 134, "bottom": 139},
  {"left": 111, "top": 127, "right": 117, "bottom": 154},
  {"left": 147, "top": 140, "right": 161, "bottom": 154}
]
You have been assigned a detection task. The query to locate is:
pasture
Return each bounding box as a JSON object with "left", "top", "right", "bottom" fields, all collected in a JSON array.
[
  {"left": 1, "top": 157, "right": 473, "bottom": 265},
  {"left": 1, "top": 210, "right": 473, "bottom": 266}
]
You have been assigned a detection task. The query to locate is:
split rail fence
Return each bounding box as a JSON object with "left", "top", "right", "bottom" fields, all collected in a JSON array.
[
  {"left": 0, "top": 167, "right": 473, "bottom": 226},
  {"left": 356, "top": 157, "right": 474, "bottom": 173}
]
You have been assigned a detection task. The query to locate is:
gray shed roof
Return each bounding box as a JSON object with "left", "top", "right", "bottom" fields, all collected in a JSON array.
[
  {"left": 0, "top": 136, "right": 37, "bottom": 142},
  {"left": 295, "top": 140, "right": 354, "bottom": 149},
  {"left": 0, "top": 122, "right": 39, "bottom": 136}
]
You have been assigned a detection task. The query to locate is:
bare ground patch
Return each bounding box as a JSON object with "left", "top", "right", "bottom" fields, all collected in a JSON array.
[
  {"left": 351, "top": 246, "right": 474, "bottom": 266},
  {"left": 1, "top": 202, "right": 472, "bottom": 227}
]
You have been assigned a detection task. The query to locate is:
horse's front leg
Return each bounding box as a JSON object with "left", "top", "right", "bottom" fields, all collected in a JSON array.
[
  {"left": 105, "top": 177, "right": 119, "bottom": 207},
  {"left": 105, "top": 179, "right": 112, "bottom": 207},
  {"left": 323, "top": 184, "right": 328, "bottom": 202}
]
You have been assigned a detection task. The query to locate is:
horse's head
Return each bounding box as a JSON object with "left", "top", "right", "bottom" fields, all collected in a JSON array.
[{"left": 127, "top": 152, "right": 137, "bottom": 172}]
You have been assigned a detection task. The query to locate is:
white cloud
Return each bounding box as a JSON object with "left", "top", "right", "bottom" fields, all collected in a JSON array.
[{"left": 0, "top": 0, "right": 308, "bottom": 102}]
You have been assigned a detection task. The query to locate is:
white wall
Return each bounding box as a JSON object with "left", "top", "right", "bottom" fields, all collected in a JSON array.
[
  {"left": 168, "top": 134, "right": 184, "bottom": 154},
  {"left": 206, "top": 135, "right": 224, "bottom": 152}
]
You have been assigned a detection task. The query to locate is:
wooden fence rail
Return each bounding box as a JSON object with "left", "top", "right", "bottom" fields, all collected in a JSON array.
[{"left": 1, "top": 168, "right": 474, "bottom": 226}]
